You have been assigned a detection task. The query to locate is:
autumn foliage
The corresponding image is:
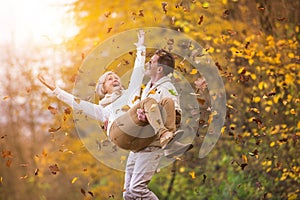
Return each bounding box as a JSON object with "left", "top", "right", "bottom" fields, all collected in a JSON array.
[{"left": 0, "top": 0, "right": 299, "bottom": 199}]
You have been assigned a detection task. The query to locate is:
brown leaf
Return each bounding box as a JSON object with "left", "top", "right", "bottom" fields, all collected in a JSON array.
[
  {"left": 1, "top": 134, "right": 7, "bottom": 139},
  {"left": 2, "top": 96, "right": 9, "bottom": 100},
  {"left": 215, "top": 62, "right": 222, "bottom": 71},
  {"left": 139, "top": 10, "right": 144, "bottom": 17},
  {"left": 162, "top": 2, "right": 168, "bottom": 13},
  {"left": 81, "top": 188, "right": 86, "bottom": 196},
  {"left": 34, "top": 168, "right": 39, "bottom": 176},
  {"left": 240, "top": 163, "right": 248, "bottom": 170},
  {"left": 104, "top": 11, "right": 111, "bottom": 18},
  {"left": 48, "top": 105, "right": 58, "bottom": 115},
  {"left": 107, "top": 27, "right": 112, "bottom": 33},
  {"left": 198, "top": 15, "right": 204, "bottom": 25},
  {"left": 194, "top": 77, "right": 207, "bottom": 93},
  {"left": 196, "top": 98, "right": 206, "bottom": 105},
  {"left": 49, "top": 164, "right": 60, "bottom": 175},
  {"left": 6, "top": 159, "right": 12, "bottom": 167},
  {"left": 48, "top": 126, "right": 61, "bottom": 133},
  {"left": 2, "top": 150, "right": 13, "bottom": 158},
  {"left": 88, "top": 191, "right": 94, "bottom": 197},
  {"left": 64, "top": 108, "right": 71, "bottom": 115}
]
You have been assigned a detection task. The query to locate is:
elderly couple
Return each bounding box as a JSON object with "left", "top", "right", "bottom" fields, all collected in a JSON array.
[{"left": 39, "top": 30, "right": 192, "bottom": 200}]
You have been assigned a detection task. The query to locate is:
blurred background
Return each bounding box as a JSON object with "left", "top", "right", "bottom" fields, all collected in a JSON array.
[{"left": 0, "top": 0, "right": 299, "bottom": 199}]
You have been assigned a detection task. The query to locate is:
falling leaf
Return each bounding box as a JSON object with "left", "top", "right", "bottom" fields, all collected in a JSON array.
[
  {"left": 240, "top": 163, "right": 248, "bottom": 170},
  {"left": 3, "top": 96, "right": 9, "bottom": 100},
  {"left": 197, "top": 98, "right": 206, "bottom": 105},
  {"left": 189, "top": 171, "right": 196, "bottom": 179},
  {"left": 168, "top": 89, "right": 177, "bottom": 96},
  {"left": 64, "top": 108, "right": 71, "bottom": 115},
  {"left": 190, "top": 69, "right": 198, "bottom": 75},
  {"left": 104, "top": 11, "right": 111, "bottom": 18},
  {"left": 198, "top": 15, "right": 204, "bottom": 25},
  {"left": 49, "top": 164, "right": 60, "bottom": 175},
  {"left": 48, "top": 126, "right": 61, "bottom": 133},
  {"left": 242, "top": 154, "right": 248, "bottom": 164},
  {"left": 88, "top": 191, "right": 94, "bottom": 197},
  {"left": 194, "top": 77, "right": 207, "bottom": 92},
  {"left": 71, "top": 177, "right": 78, "bottom": 184},
  {"left": 131, "top": 96, "right": 140, "bottom": 104},
  {"left": 223, "top": 9, "right": 230, "bottom": 17},
  {"left": 2, "top": 150, "right": 13, "bottom": 158},
  {"left": 215, "top": 62, "right": 222, "bottom": 71},
  {"left": 81, "top": 53, "right": 85, "bottom": 60},
  {"left": 202, "top": 2, "right": 209, "bottom": 9},
  {"left": 121, "top": 105, "right": 130, "bottom": 111},
  {"left": 34, "top": 168, "right": 39, "bottom": 176},
  {"left": 48, "top": 105, "right": 58, "bottom": 115},
  {"left": 276, "top": 17, "right": 287, "bottom": 22},
  {"left": 81, "top": 188, "right": 86, "bottom": 196},
  {"left": 149, "top": 89, "right": 157, "bottom": 94},
  {"left": 1, "top": 134, "right": 7, "bottom": 139},
  {"left": 139, "top": 10, "right": 144, "bottom": 17},
  {"left": 162, "top": 2, "right": 168, "bottom": 13},
  {"left": 245, "top": 41, "right": 250, "bottom": 49},
  {"left": 74, "top": 98, "right": 81, "bottom": 104},
  {"left": 202, "top": 174, "right": 207, "bottom": 183},
  {"left": 107, "top": 27, "right": 112, "bottom": 33},
  {"left": 6, "top": 160, "right": 12, "bottom": 167}
]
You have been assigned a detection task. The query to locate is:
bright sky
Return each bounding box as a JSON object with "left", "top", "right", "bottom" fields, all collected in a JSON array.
[{"left": 0, "top": 0, "right": 78, "bottom": 46}]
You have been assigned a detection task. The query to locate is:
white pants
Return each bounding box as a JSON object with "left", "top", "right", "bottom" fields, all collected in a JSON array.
[{"left": 123, "top": 146, "right": 163, "bottom": 200}]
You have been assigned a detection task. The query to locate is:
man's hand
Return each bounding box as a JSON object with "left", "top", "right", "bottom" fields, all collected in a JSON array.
[
  {"left": 137, "top": 108, "right": 147, "bottom": 122},
  {"left": 38, "top": 74, "right": 56, "bottom": 91}
]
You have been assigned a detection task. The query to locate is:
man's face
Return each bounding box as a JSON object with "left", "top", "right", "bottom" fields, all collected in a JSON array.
[{"left": 145, "top": 54, "right": 160, "bottom": 77}]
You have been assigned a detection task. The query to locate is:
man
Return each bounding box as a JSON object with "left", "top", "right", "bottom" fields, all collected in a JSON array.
[{"left": 123, "top": 49, "right": 193, "bottom": 200}]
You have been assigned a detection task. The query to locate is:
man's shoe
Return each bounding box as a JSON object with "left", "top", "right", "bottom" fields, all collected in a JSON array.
[{"left": 164, "top": 141, "right": 193, "bottom": 158}]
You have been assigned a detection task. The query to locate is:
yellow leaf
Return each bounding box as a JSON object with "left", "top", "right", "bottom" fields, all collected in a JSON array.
[
  {"left": 270, "top": 141, "right": 276, "bottom": 147},
  {"left": 189, "top": 171, "right": 196, "bottom": 179},
  {"left": 250, "top": 73, "right": 257, "bottom": 80},
  {"left": 242, "top": 154, "right": 248, "bottom": 164},
  {"left": 71, "top": 177, "right": 78, "bottom": 184},
  {"left": 179, "top": 167, "right": 185, "bottom": 173},
  {"left": 2, "top": 96, "right": 9, "bottom": 100},
  {"left": 121, "top": 105, "right": 130, "bottom": 111},
  {"left": 190, "top": 69, "right": 198, "bottom": 75},
  {"left": 290, "top": 109, "right": 296, "bottom": 115},
  {"left": 253, "top": 96, "right": 261, "bottom": 103}
]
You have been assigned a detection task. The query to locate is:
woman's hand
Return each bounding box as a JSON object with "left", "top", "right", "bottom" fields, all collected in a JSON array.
[
  {"left": 134, "top": 29, "right": 145, "bottom": 47},
  {"left": 38, "top": 74, "right": 56, "bottom": 91}
]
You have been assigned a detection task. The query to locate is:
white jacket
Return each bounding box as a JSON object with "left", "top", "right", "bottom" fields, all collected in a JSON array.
[{"left": 52, "top": 45, "right": 146, "bottom": 136}]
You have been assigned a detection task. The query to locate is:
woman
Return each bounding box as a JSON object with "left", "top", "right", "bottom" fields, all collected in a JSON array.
[{"left": 38, "top": 30, "right": 181, "bottom": 152}]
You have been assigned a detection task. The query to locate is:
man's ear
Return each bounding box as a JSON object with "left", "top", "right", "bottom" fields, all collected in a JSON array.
[{"left": 157, "top": 66, "right": 163, "bottom": 74}]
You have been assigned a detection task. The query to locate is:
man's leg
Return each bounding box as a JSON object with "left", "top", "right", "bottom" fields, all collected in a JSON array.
[
  {"left": 123, "top": 151, "right": 136, "bottom": 200},
  {"left": 127, "top": 147, "right": 163, "bottom": 200}
]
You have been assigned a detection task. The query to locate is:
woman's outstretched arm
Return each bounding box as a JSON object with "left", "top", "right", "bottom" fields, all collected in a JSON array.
[{"left": 38, "top": 74, "right": 109, "bottom": 122}]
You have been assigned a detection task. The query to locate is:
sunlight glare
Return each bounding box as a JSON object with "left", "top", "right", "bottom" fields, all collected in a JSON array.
[{"left": 0, "top": 0, "right": 78, "bottom": 45}]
